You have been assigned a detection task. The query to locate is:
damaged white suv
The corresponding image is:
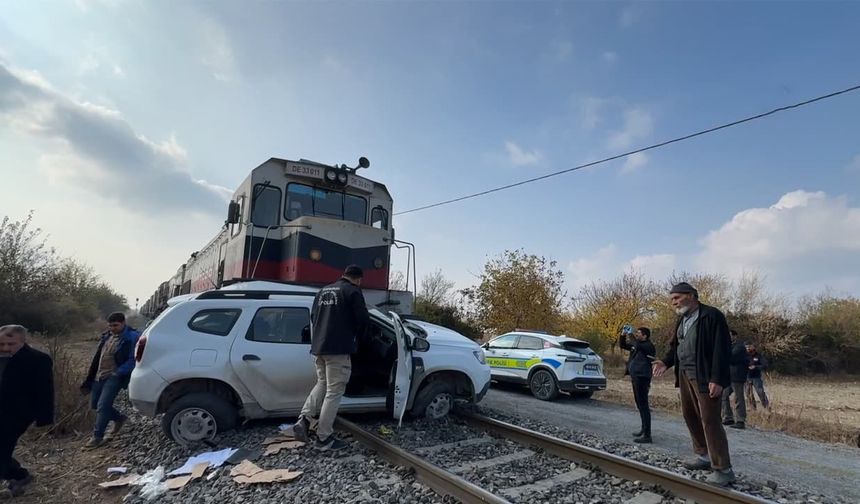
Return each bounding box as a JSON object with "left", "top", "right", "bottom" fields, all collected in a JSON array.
[{"left": 128, "top": 281, "right": 491, "bottom": 445}]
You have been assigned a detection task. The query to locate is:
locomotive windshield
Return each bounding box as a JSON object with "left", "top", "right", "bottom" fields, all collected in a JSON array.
[{"left": 285, "top": 182, "right": 368, "bottom": 224}]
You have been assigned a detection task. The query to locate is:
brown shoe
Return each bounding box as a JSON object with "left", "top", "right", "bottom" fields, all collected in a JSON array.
[{"left": 83, "top": 436, "right": 105, "bottom": 450}]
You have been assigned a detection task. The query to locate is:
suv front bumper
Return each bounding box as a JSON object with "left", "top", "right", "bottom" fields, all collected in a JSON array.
[{"left": 558, "top": 377, "right": 607, "bottom": 392}]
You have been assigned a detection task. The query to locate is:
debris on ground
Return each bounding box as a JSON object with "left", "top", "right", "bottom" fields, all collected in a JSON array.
[
  {"left": 264, "top": 440, "right": 305, "bottom": 456},
  {"left": 168, "top": 448, "right": 237, "bottom": 476},
  {"left": 163, "top": 462, "right": 209, "bottom": 491},
  {"left": 97, "top": 473, "right": 141, "bottom": 488},
  {"left": 107, "top": 466, "right": 128, "bottom": 474},
  {"left": 229, "top": 459, "right": 302, "bottom": 485},
  {"left": 137, "top": 466, "right": 167, "bottom": 501}
]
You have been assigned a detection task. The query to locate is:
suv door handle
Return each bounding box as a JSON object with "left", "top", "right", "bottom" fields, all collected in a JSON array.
[{"left": 243, "top": 354, "right": 261, "bottom": 361}]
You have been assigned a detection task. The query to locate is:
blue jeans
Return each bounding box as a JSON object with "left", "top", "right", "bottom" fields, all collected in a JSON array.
[{"left": 91, "top": 376, "right": 125, "bottom": 439}]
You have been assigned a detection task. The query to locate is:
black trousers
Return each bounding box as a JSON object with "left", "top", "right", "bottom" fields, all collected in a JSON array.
[
  {"left": 631, "top": 376, "right": 652, "bottom": 436},
  {"left": 0, "top": 427, "right": 29, "bottom": 482}
]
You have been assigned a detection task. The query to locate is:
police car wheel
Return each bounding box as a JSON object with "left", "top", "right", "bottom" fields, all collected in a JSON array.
[{"left": 529, "top": 369, "right": 559, "bottom": 401}]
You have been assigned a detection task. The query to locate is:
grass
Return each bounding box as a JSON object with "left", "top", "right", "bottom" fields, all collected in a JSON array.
[{"left": 602, "top": 365, "right": 860, "bottom": 447}]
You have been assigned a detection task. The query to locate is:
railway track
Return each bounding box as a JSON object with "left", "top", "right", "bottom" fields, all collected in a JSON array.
[{"left": 336, "top": 412, "right": 774, "bottom": 504}]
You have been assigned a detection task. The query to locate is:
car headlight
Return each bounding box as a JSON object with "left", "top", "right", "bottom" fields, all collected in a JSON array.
[{"left": 473, "top": 350, "right": 486, "bottom": 365}]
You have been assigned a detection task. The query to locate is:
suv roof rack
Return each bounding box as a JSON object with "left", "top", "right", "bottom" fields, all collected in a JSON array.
[{"left": 196, "top": 290, "right": 317, "bottom": 300}]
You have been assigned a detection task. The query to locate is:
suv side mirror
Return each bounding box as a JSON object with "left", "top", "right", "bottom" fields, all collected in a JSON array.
[
  {"left": 481, "top": 342, "right": 490, "bottom": 349},
  {"left": 412, "top": 338, "right": 430, "bottom": 352},
  {"left": 227, "top": 201, "right": 241, "bottom": 224}
]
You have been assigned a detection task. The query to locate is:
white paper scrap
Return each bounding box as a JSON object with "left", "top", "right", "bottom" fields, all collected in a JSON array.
[{"left": 168, "top": 448, "right": 238, "bottom": 476}]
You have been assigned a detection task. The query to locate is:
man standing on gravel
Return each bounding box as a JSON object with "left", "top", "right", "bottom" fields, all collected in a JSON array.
[
  {"left": 745, "top": 343, "right": 770, "bottom": 410},
  {"left": 721, "top": 329, "right": 749, "bottom": 429},
  {"left": 0, "top": 325, "right": 54, "bottom": 497},
  {"left": 80, "top": 312, "right": 140, "bottom": 449},
  {"left": 293, "top": 265, "right": 370, "bottom": 451},
  {"left": 652, "top": 282, "right": 735, "bottom": 486}
]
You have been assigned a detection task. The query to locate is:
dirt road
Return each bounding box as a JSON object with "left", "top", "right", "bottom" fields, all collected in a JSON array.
[{"left": 480, "top": 386, "right": 860, "bottom": 502}]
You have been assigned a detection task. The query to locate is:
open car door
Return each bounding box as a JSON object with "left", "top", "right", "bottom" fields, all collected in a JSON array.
[{"left": 390, "top": 312, "right": 413, "bottom": 426}]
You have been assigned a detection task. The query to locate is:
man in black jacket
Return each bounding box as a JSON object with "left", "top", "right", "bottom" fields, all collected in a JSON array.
[
  {"left": 0, "top": 325, "right": 54, "bottom": 497},
  {"left": 721, "top": 330, "right": 749, "bottom": 429},
  {"left": 618, "top": 326, "right": 656, "bottom": 443},
  {"left": 653, "top": 282, "right": 735, "bottom": 486},
  {"left": 745, "top": 343, "right": 770, "bottom": 410},
  {"left": 293, "top": 265, "right": 370, "bottom": 451}
]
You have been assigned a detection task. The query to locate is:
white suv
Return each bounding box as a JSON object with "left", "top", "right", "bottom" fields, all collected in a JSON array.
[
  {"left": 482, "top": 331, "right": 606, "bottom": 401},
  {"left": 129, "top": 281, "right": 491, "bottom": 444}
]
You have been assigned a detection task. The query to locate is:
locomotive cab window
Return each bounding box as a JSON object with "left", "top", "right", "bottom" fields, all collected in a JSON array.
[
  {"left": 285, "top": 183, "right": 368, "bottom": 224},
  {"left": 251, "top": 184, "right": 282, "bottom": 227},
  {"left": 371, "top": 206, "right": 389, "bottom": 230}
]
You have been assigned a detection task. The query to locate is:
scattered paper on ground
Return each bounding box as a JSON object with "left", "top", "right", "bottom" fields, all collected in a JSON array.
[
  {"left": 164, "top": 476, "right": 192, "bottom": 491},
  {"left": 230, "top": 460, "right": 261, "bottom": 478},
  {"left": 378, "top": 425, "right": 394, "bottom": 436},
  {"left": 169, "top": 448, "right": 237, "bottom": 476},
  {"left": 229, "top": 459, "right": 302, "bottom": 485},
  {"left": 98, "top": 474, "right": 141, "bottom": 488},
  {"left": 164, "top": 462, "right": 210, "bottom": 491},
  {"left": 107, "top": 467, "right": 128, "bottom": 474},
  {"left": 264, "top": 441, "right": 305, "bottom": 456}
]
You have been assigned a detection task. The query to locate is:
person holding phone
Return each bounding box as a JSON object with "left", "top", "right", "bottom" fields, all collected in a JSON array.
[{"left": 618, "top": 325, "right": 656, "bottom": 443}]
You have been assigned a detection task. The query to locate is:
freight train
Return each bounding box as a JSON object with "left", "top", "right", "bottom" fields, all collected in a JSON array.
[{"left": 140, "top": 157, "right": 414, "bottom": 317}]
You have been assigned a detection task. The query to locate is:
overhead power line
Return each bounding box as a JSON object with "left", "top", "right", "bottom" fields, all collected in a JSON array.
[{"left": 395, "top": 83, "right": 860, "bottom": 216}]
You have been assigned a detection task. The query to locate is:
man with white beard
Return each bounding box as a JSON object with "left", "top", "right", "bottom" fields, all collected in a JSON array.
[{"left": 652, "top": 282, "right": 735, "bottom": 486}]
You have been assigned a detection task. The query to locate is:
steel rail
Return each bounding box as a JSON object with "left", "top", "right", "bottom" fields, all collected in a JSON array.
[
  {"left": 458, "top": 411, "right": 773, "bottom": 504},
  {"left": 335, "top": 417, "right": 512, "bottom": 504}
]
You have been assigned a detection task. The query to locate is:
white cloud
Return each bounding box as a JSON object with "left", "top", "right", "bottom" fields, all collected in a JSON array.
[
  {"left": 696, "top": 190, "right": 860, "bottom": 295},
  {"left": 0, "top": 61, "right": 230, "bottom": 216},
  {"left": 568, "top": 244, "right": 618, "bottom": 289},
  {"left": 607, "top": 107, "right": 653, "bottom": 150},
  {"left": 602, "top": 51, "right": 618, "bottom": 65},
  {"left": 76, "top": 36, "right": 125, "bottom": 79},
  {"left": 199, "top": 18, "right": 237, "bottom": 82},
  {"left": 620, "top": 152, "right": 648, "bottom": 174},
  {"left": 619, "top": 5, "right": 641, "bottom": 28},
  {"left": 626, "top": 253, "right": 677, "bottom": 280},
  {"left": 505, "top": 141, "right": 542, "bottom": 167},
  {"left": 568, "top": 245, "right": 677, "bottom": 291}
]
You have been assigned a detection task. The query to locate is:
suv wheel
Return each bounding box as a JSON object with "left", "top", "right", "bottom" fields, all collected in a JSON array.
[
  {"left": 412, "top": 380, "right": 456, "bottom": 419},
  {"left": 529, "top": 369, "right": 559, "bottom": 401},
  {"left": 162, "top": 393, "right": 237, "bottom": 445}
]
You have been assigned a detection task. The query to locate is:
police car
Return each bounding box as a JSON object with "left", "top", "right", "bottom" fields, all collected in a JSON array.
[{"left": 482, "top": 330, "right": 606, "bottom": 401}]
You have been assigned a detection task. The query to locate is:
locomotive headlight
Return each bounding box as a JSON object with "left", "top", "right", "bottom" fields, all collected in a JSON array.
[
  {"left": 373, "top": 257, "right": 385, "bottom": 269},
  {"left": 325, "top": 169, "right": 337, "bottom": 181},
  {"left": 310, "top": 249, "right": 322, "bottom": 261},
  {"left": 337, "top": 172, "right": 348, "bottom": 184}
]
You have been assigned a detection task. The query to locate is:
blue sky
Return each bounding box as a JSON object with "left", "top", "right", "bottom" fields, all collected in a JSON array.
[{"left": 1, "top": 1, "right": 859, "bottom": 305}]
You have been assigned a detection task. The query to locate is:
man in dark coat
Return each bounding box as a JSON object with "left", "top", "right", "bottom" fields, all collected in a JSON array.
[
  {"left": 293, "top": 265, "right": 370, "bottom": 451},
  {"left": 653, "top": 282, "right": 735, "bottom": 486},
  {"left": 0, "top": 325, "right": 54, "bottom": 497},
  {"left": 721, "top": 330, "right": 750, "bottom": 429},
  {"left": 618, "top": 326, "right": 656, "bottom": 443}
]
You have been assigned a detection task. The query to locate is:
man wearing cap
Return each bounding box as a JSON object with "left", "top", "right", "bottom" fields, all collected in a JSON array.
[
  {"left": 653, "top": 282, "right": 735, "bottom": 486},
  {"left": 293, "top": 265, "right": 370, "bottom": 451}
]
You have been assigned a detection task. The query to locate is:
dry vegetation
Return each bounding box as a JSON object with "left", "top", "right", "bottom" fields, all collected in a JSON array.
[{"left": 602, "top": 365, "right": 860, "bottom": 447}]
